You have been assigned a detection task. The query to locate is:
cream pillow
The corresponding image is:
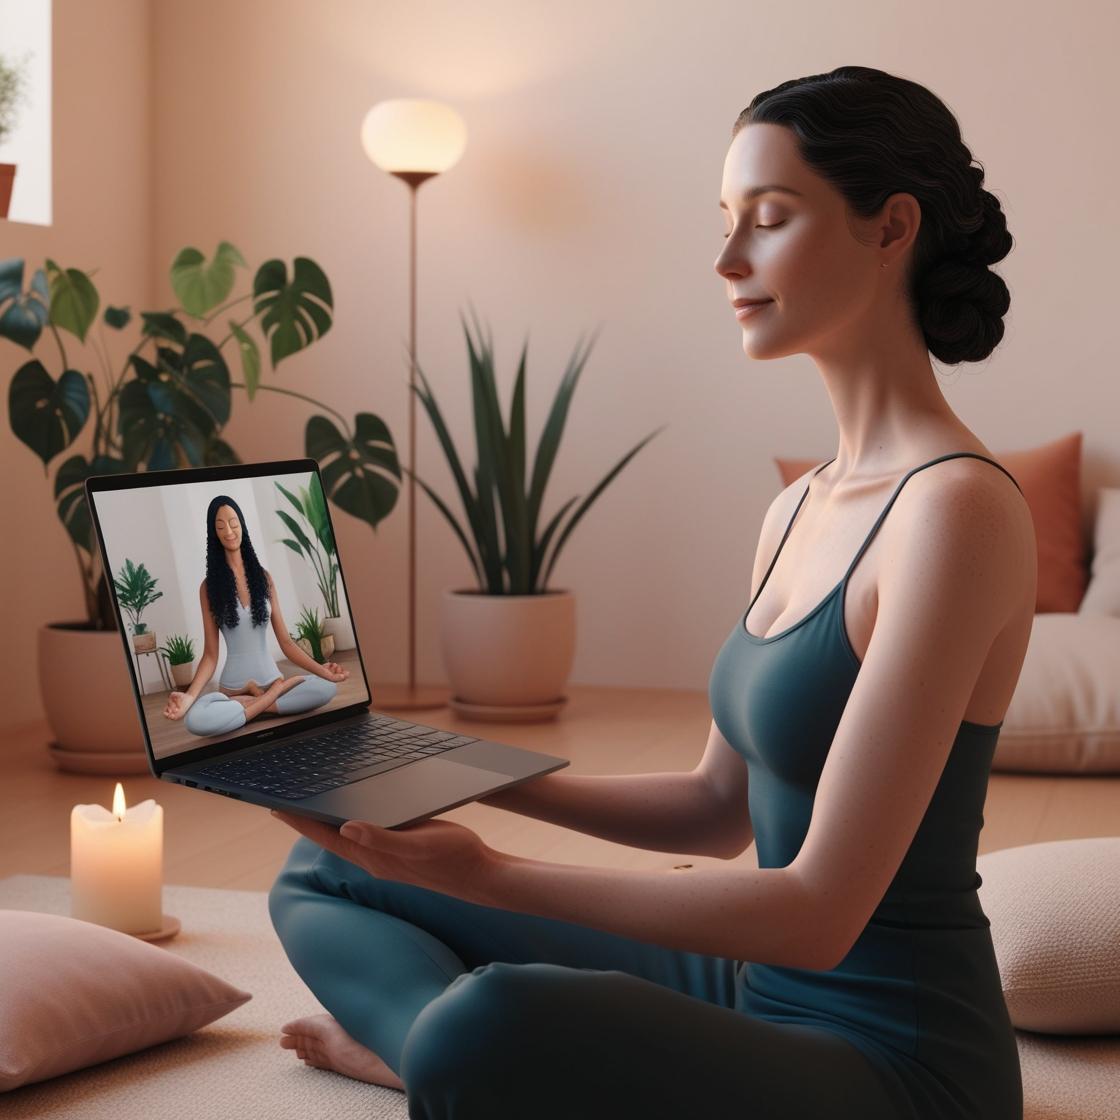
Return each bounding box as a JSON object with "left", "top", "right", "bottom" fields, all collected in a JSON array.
[
  {"left": 0, "top": 910, "right": 252, "bottom": 1092},
  {"left": 993, "top": 612, "right": 1120, "bottom": 773},
  {"left": 1079, "top": 487, "right": 1120, "bottom": 618},
  {"left": 976, "top": 837, "right": 1120, "bottom": 1034}
]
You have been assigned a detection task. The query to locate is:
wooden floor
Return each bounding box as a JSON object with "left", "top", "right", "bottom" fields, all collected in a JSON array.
[{"left": 1, "top": 684, "right": 1117, "bottom": 891}]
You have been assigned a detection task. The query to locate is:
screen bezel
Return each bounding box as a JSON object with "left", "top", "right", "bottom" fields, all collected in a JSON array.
[{"left": 85, "top": 457, "right": 373, "bottom": 777}]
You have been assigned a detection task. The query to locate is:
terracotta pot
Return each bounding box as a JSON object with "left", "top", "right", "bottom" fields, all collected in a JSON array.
[
  {"left": 0, "top": 164, "right": 15, "bottom": 219},
  {"left": 440, "top": 588, "right": 575, "bottom": 707},
  {"left": 170, "top": 660, "right": 195, "bottom": 688},
  {"left": 132, "top": 631, "right": 156, "bottom": 652},
  {"left": 38, "top": 621, "right": 149, "bottom": 773}
]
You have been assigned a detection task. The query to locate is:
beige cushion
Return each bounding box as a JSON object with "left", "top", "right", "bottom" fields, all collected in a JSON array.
[
  {"left": 1080, "top": 487, "right": 1120, "bottom": 618},
  {"left": 993, "top": 613, "right": 1120, "bottom": 773},
  {"left": 0, "top": 910, "right": 252, "bottom": 1092},
  {"left": 1017, "top": 1030, "right": 1120, "bottom": 1120},
  {"left": 976, "top": 837, "right": 1120, "bottom": 1034}
]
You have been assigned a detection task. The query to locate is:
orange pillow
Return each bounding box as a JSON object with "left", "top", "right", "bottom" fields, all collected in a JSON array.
[{"left": 774, "top": 431, "right": 1087, "bottom": 613}]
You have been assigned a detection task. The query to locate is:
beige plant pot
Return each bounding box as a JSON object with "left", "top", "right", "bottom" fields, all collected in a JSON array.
[
  {"left": 322, "top": 612, "right": 355, "bottom": 651},
  {"left": 170, "top": 660, "right": 195, "bottom": 688},
  {"left": 294, "top": 634, "right": 335, "bottom": 661},
  {"left": 440, "top": 588, "right": 576, "bottom": 709},
  {"left": 38, "top": 622, "right": 150, "bottom": 773},
  {"left": 132, "top": 631, "right": 156, "bottom": 652}
]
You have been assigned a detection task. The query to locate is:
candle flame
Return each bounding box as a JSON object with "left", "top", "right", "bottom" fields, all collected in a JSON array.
[{"left": 112, "top": 782, "right": 127, "bottom": 820}]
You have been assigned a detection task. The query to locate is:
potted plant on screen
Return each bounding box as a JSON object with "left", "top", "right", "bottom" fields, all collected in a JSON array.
[
  {"left": 290, "top": 605, "right": 334, "bottom": 663},
  {"left": 404, "top": 305, "right": 665, "bottom": 719},
  {"left": 157, "top": 634, "right": 197, "bottom": 689},
  {"left": 113, "top": 559, "right": 163, "bottom": 652},
  {"left": 274, "top": 474, "right": 354, "bottom": 651}
]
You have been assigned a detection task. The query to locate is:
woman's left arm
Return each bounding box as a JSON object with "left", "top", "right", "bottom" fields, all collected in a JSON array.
[{"left": 266, "top": 571, "right": 349, "bottom": 682}]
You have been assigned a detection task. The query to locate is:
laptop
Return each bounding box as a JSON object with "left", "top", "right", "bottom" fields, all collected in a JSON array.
[{"left": 85, "top": 457, "right": 569, "bottom": 829}]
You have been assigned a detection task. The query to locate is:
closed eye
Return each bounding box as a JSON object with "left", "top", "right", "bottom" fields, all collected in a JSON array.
[{"left": 722, "top": 220, "right": 787, "bottom": 239}]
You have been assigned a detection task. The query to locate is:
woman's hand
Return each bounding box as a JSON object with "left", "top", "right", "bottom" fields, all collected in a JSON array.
[
  {"left": 163, "top": 691, "right": 195, "bottom": 721},
  {"left": 270, "top": 810, "right": 501, "bottom": 904},
  {"left": 320, "top": 662, "right": 349, "bottom": 683}
]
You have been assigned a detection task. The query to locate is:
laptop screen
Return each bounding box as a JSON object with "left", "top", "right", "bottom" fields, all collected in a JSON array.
[{"left": 87, "top": 461, "right": 371, "bottom": 766}]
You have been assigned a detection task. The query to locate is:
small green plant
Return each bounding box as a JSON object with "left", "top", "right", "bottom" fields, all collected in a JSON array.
[
  {"left": 158, "top": 633, "right": 196, "bottom": 665},
  {"left": 113, "top": 558, "right": 162, "bottom": 636},
  {"left": 275, "top": 474, "right": 339, "bottom": 617},
  {"left": 0, "top": 51, "right": 30, "bottom": 146},
  {"left": 290, "top": 605, "right": 327, "bottom": 663}
]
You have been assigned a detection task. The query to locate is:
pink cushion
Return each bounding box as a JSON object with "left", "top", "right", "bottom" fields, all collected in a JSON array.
[{"left": 0, "top": 910, "right": 252, "bottom": 1092}]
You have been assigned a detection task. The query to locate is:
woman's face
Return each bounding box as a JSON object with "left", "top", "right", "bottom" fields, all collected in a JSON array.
[
  {"left": 214, "top": 505, "right": 242, "bottom": 553},
  {"left": 714, "top": 122, "right": 909, "bottom": 361}
]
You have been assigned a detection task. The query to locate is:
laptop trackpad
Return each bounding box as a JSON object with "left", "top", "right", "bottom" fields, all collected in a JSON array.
[{"left": 327, "top": 756, "right": 514, "bottom": 828}]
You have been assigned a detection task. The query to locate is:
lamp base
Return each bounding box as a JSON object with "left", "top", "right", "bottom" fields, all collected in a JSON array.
[{"left": 372, "top": 682, "right": 451, "bottom": 711}]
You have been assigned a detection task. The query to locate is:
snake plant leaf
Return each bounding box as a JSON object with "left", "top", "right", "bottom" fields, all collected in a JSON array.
[
  {"left": 9, "top": 360, "right": 90, "bottom": 466},
  {"left": 140, "top": 311, "right": 188, "bottom": 346},
  {"left": 539, "top": 424, "right": 666, "bottom": 590},
  {"left": 0, "top": 261, "right": 49, "bottom": 350},
  {"left": 530, "top": 493, "right": 581, "bottom": 590},
  {"left": 53, "top": 453, "right": 128, "bottom": 550},
  {"left": 229, "top": 320, "right": 260, "bottom": 399},
  {"left": 527, "top": 324, "right": 603, "bottom": 546},
  {"left": 45, "top": 259, "right": 99, "bottom": 343},
  {"left": 399, "top": 463, "right": 485, "bottom": 588},
  {"left": 306, "top": 412, "right": 400, "bottom": 528},
  {"left": 170, "top": 242, "right": 246, "bottom": 318},
  {"left": 252, "top": 257, "right": 333, "bottom": 366},
  {"left": 103, "top": 305, "right": 131, "bottom": 329}
]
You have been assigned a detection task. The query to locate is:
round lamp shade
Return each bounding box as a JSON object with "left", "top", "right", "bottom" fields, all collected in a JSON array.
[{"left": 361, "top": 99, "right": 467, "bottom": 174}]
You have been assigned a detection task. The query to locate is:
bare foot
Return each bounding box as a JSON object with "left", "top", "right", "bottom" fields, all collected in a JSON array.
[{"left": 279, "top": 1013, "right": 404, "bottom": 1089}]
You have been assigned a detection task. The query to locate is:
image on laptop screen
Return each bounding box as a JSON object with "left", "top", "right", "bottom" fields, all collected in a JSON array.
[{"left": 89, "top": 466, "right": 370, "bottom": 763}]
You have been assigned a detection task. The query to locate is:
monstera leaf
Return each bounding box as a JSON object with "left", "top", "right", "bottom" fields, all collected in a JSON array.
[
  {"left": 171, "top": 242, "right": 246, "bottom": 318},
  {"left": 54, "top": 453, "right": 129, "bottom": 551},
  {"left": 306, "top": 412, "right": 400, "bottom": 528},
  {"left": 0, "top": 259, "right": 50, "bottom": 350},
  {"left": 253, "top": 257, "right": 333, "bottom": 367},
  {"left": 9, "top": 360, "right": 90, "bottom": 466},
  {"left": 46, "top": 259, "right": 99, "bottom": 344},
  {"left": 118, "top": 334, "right": 232, "bottom": 470}
]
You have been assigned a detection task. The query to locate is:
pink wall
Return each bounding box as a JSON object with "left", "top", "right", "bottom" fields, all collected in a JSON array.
[{"left": 2, "top": 0, "right": 1117, "bottom": 732}]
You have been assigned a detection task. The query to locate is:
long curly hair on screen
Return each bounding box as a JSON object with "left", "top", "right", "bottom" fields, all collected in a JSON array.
[
  {"left": 734, "top": 65, "right": 1013, "bottom": 365},
  {"left": 203, "top": 495, "right": 270, "bottom": 631}
]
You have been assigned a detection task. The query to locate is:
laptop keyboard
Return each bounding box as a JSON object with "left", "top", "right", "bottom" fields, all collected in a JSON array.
[{"left": 191, "top": 715, "right": 481, "bottom": 801}]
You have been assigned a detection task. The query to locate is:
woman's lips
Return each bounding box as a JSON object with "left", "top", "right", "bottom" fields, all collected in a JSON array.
[{"left": 735, "top": 300, "right": 773, "bottom": 319}]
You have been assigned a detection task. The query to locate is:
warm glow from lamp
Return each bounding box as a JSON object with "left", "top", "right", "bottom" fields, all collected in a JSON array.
[{"left": 360, "top": 99, "right": 467, "bottom": 174}]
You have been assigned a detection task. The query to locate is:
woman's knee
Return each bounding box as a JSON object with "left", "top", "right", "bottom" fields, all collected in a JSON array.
[
  {"left": 274, "top": 675, "right": 337, "bottom": 715},
  {"left": 184, "top": 692, "right": 247, "bottom": 737}
]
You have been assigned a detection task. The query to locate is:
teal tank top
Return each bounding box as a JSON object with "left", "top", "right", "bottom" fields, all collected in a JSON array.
[{"left": 708, "top": 452, "right": 1024, "bottom": 1120}]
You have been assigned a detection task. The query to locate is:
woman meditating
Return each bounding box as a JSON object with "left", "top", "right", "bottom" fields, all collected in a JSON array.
[
  {"left": 267, "top": 65, "right": 1034, "bottom": 1119},
  {"left": 163, "top": 494, "right": 347, "bottom": 738}
]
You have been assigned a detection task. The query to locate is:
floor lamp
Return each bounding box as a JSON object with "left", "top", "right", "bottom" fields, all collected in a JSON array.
[{"left": 361, "top": 98, "right": 467, "bottom": 711}]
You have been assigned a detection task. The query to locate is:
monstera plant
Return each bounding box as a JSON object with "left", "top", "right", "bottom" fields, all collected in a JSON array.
[{"left": 0, "top": 245, "right": 402, "bottom": 633}]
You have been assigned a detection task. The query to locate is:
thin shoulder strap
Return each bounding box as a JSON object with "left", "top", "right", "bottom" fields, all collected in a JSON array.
[
  {"left": 748, "top": 457, "right": 838, "bottom": 612},
  {"left": 842, "top": 451, "right": 1024, "bottom": 584}
]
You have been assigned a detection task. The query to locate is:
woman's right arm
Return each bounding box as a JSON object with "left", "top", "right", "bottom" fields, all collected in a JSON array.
[
  {"left": 479, "top": 735, "right": 753, "bottom": 860},
  {"left": 182, "top": 581, "right": 219, "bottom": 700}
]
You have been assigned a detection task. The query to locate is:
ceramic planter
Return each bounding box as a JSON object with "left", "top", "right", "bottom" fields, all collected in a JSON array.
[
  {"left": 132, "top": 631, "right": 156, "bottom": 652},
  {"left": 38, "top": 622, "right": 149, "bottom": 773},
  {"left": 440, "top": 588, "right": 575, "bottom": 719},
  {"left": 169, "top": 660, "right": 195, "bottom": 688}
]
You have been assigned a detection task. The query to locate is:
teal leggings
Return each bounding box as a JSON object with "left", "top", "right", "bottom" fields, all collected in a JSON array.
[{"left": 267, "top": 836, "right": 912, "bottom": 1118}]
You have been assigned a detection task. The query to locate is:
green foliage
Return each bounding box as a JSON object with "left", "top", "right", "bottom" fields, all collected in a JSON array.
[
  {"left": 158, "top": 633, "right": 197, "bottom": 666},
  {"left": 406, "top": 304, "right": 665, "bottom": 594},
  {"left": 113, "top": 558, "right": 163, "bottom": 634},
  {"left": 290, "top": 604, "right": 327, "bottom": 663},
  {"left": 275, "top": 473, "right": 339, "bottom": 616}
]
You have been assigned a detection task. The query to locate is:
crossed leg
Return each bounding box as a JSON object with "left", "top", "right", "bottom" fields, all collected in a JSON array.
[{"left": 223, "top": 675, "right": 306, "bottom": 721}]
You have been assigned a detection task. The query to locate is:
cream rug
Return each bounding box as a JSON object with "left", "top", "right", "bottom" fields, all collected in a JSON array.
[{"left": 0, "top": 874, "right": 409, "bottom": 1119}]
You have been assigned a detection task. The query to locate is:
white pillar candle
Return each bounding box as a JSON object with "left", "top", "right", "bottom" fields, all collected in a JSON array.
[{"left": 70, "top": 782, "right": 163, "bottom": 934}]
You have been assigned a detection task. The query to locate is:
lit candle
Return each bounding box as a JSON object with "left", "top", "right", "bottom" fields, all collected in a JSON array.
[{"left": 70, "top": 782, "right": 163, "bottom": 934}]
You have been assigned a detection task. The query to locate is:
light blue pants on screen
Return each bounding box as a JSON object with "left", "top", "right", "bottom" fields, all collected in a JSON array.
[
  {"left": 267, "top": 835, "right": 910, "bottom": 1119},
  {"left": 184, "top": 676, "right": 338, "bottom": 738}
]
